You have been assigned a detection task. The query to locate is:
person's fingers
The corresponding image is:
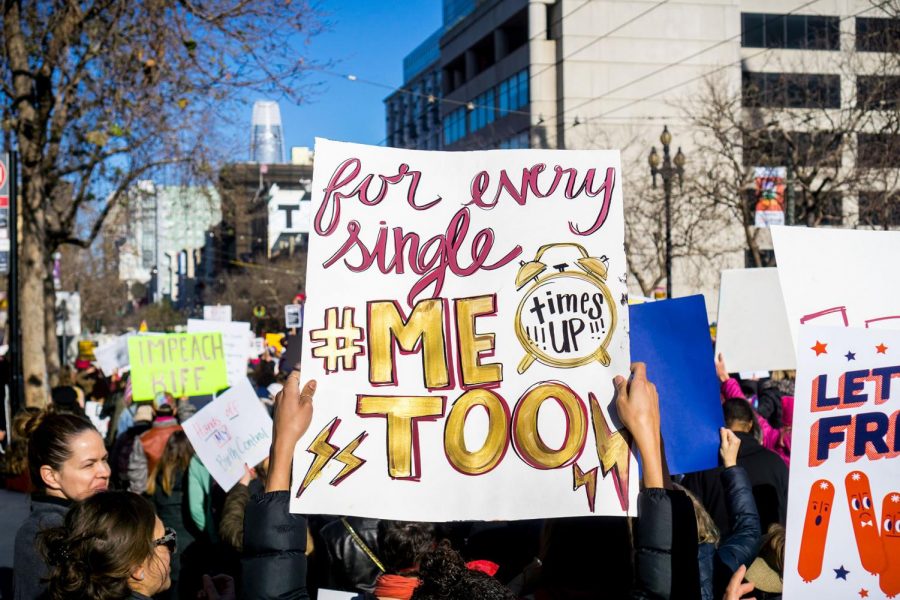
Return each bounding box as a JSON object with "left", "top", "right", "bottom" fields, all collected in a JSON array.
[
  {"left": 298, "top": 380, "right": 317, "bottom": 404},
  {"left": 201, "top": 574, "right": 216, "bottom": 596},
  {"left": 613, "top": 375, "right": 628, "bottom": 400},
  {"left": 631, "top": 362, "right": 647, "bottom": 381},
  {"left": 719, "top": 427, "right": 728, "bottom": 448}
]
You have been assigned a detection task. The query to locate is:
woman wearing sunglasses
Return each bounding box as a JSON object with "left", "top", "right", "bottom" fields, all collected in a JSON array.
[{"left": 38, "top": 491, "right": 174, "bottom": 600}]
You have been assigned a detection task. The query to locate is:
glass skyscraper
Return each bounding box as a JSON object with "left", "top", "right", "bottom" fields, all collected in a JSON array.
[{"left": 250, "top": 100, "right": 285, "bottom": 164}]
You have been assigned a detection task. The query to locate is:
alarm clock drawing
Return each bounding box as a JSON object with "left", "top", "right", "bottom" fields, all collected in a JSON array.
[{"left": 514, "top": 242, "right": 617, "bottom": 374}]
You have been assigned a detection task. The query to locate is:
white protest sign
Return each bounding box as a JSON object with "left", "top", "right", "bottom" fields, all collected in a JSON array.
[
  {"left": 94, "top": 333, "right": 133, "bottom": 374},
  {"left": 291, "top": 139, "right": 633, "bottom": 521},
  {"left": 715, "top": 268, "right": 795, "bottom": 372},
  {"left": 772, "top": 227, "right": 900, "bottom": 349},
  {"left": 187, "top": 319, "right": 252, "bottom": 386},
  {"left": 203, "top": 305, "right": 232, "bottom": 322},
  {"left": 783, "top": 326, "right": 900, "bottom": 599},
  {"left": 182, "top": 377, "right": 273, "bottom": 491},
  {"left": 284, "top": 304, "right": 303, "bottom": 329}
]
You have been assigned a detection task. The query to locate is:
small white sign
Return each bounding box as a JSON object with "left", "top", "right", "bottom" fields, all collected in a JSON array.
[
  {"left": 182, "top": 378, "right": 273, "bottom": 491},
  {"left": 284, "top": 304, "right": 303, "bottom": 329},
  {"left": 94, "top": 333, "right": 133, "bottom": 374},
  {"left": 203, "top": 305, "right": 232, "bottom": 322}
]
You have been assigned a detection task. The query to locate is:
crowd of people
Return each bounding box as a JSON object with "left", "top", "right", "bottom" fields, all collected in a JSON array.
[{"left": 0, "top": 350, "right": 796, "bottom": 600}]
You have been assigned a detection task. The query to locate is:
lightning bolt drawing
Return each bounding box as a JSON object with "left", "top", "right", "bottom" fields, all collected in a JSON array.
[
  {"left": 572, "top": 463, "right": 599, "bottom": 513},
  {"left": 589, "top": 392, "right": 632, "bottom": 512},
  {"left": 331, "top": 431, "right": 368, "bottom": 486},
  {"left": 296, "top": 418, "right": 341, "bottom": 498}
]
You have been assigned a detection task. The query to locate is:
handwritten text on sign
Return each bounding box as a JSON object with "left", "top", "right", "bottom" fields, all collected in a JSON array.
[
  {"left": 290, "top": 140, "right": 634, "bottom": 522},
  {"left": 783, "top": 326, "right": 900, "bottom": 600},
  {"left": 127, "top": 333, "right": 228, "bottom": 401},
  {"left": 182, "top": 378, "right": 273, "bottom": 491}
]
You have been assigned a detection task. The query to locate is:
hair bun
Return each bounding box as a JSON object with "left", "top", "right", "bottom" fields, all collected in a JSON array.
[{"left": 46, "top": 538, "right": 72, "bottom": 567}]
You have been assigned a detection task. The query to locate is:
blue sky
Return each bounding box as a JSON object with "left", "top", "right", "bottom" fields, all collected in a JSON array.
[{"left": 268, "top": 1, "right": 442, "bottom": 153}]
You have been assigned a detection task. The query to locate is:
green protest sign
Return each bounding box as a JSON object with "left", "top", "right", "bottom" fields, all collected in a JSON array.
[{"left": 128, "top": 333, "right": 228, "bottom": 400}]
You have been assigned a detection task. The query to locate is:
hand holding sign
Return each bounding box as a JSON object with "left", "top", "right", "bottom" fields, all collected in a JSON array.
[{"left": 268, "top": 371, "right": 316, "bottom": 493}]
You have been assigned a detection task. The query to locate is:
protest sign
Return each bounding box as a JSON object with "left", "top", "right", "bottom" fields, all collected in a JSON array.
[
  {"left": 203, "top": 304, "right": 232, "bottom": 322},
  {"left": 285, "top": 304, "right": 303, "bottom": 329},
  {"left": 128, "top": 333, "right": 228, "bottom": 401},
  {"left": 187, "top": 319, "right": 253, "bottom": 386},
  {"left": 94, "top": 333, "right": 133, "bottom": 374},
  {"left": 182, "top": 377, "right": 273, "bottom": 491},
  {"left": 630, "top": 295, "right": 723, "bottom": 475},
  {"left": 290, "top": 139, "right": 632, "bottom": 521},
  {"left": 715, "top": 268, "right": 795, "bottom": 373},
  {"left": 772, "top": 227, "right": 900, "bottom": 348},
  {"left": 783, "top": 326, "right": 900, "bottom": 599}
]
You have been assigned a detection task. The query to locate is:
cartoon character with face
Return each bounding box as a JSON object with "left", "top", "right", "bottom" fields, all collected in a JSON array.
[
  {"left": 798, "top": 479, "right": 835, "bottom": 582},
  {"left": 845, "top": 471, "right": 886, "bottom": 575},
  {"left": 880, "top": 492, "right": 900, "bottom": 597}
]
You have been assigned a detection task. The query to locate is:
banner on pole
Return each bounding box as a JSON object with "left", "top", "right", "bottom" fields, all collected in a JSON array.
[
  {"left": 783, "top": 326, "right": 900, "bottom": 599},
  {"left": 127, "top": 333, "right": 228, "bottom": 400},
  {"left": 290, "top": 139, "right": 633, "bottom": 521}
]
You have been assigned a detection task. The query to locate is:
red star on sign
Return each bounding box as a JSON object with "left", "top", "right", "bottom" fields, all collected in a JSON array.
[
  {"left": 876, "top": 343, "right": 889, "bottom": 354},
  {"left": 859, "top": 589, "right": 869, "bottom": 598},
  {"left": 811, "top": 341, "right": 828, "bottom": 356}
]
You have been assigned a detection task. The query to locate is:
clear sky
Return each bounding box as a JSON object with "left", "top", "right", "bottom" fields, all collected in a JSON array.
[{"left": 265, "top": 1, "right": 443, "bottom": 154}]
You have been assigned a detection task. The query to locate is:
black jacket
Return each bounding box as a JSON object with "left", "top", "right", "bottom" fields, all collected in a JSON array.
[
  {"left": 241, "top": 491, "right": 309, "bottom": 600},
  {"left": 632, "top": 488, "right": 702, "bottom": 599},
  {"left": 14, "top": 495, "right": 70, "bottom": 600},
  {"left": 319, "top": 516, "right": 382, "bottom": 593},
  {"left": 682, "top": 431, "right": 788, "bottom": 537},
  {"left": 697, "top": 466, "right": 762, "bottom": 600}
]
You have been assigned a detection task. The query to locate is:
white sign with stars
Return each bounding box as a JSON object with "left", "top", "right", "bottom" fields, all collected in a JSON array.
[{"left": 783, "top": 325, "right": 900, "bottom": 599}]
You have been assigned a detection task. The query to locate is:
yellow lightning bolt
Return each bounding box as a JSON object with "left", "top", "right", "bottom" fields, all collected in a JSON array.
[
  {"left": 296, "top": 418, "right": 340, "bottom": 498},
  {"left": 572, "top": 463, "right": 598, "bottom": 512},
  {"left": 589, "top": 392, "right": 632, "bottom": 512},
  {"left": 330, "top": 431, "right": 368, "bottom": 486}
]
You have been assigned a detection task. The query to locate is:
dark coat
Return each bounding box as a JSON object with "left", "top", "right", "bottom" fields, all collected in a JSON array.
[
  {"left": 150, "top": 468, "right": 197, "bottom": 585},
  {"left": 698, "top": 466, "right": 762, "bottom": 600},
  {"left": 682, "top": 431, "right": 788, "bottom": 536},
  {"left": 13, "top": 495, "right": 70, "bottom": 600},
  {"left": 241, "top": 491, "right": 309, "bottom": 600},
  {"left": 319, "top": 516, "right": 382, "bottom": 593},
  {"left": 631, "top": 488, "right": 702, "bottom": 599}
]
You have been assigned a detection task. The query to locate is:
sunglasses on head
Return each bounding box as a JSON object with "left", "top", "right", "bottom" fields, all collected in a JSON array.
[{"left": 153, "top": 527, "right": 177, "bottom": 554}]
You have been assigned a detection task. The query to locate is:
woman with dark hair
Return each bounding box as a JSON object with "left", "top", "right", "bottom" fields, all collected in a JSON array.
[
  {"left": 38, "top": 490, "right": 174, "bottom": 600},
  {"left": 412, "top": 542, "right": 514, "bottom": 600},
  {"left": 373, "top": 521, "right": 436, "bottom": 599},
  {"left": 147, "top": 430, "right": 196, "bottom": 598},
  {"left": 14, "top": 410, "right": 110, "bottom": 600}
]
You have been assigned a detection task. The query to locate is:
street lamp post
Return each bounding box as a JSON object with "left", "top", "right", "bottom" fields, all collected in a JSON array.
[{"left": 648, "top": 125, "right": 686, "bottom": 299}]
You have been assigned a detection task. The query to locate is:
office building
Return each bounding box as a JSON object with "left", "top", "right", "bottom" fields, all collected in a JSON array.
[{"left": 251, "top": 100, "right": 286, "bottom": 163}]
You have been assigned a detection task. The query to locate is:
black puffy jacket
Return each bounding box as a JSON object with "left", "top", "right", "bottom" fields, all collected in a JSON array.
[
  {"left": 241, "top": 491, "right": 309, "bottom": 600},
  {"left": 632, "top": 487, "right": 702, "bottom": 599},
  {"left": 698, "top": 466, "right": 762, "bottom": 600}
]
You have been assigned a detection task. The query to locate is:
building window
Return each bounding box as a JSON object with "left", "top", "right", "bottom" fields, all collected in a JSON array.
[
  {"left": 856, "top": 17, "right": 900, "bottom": 52},
  {"left": 857, "top": 133, "right": 900, "bottom": 168},
  {"left": 499, "top": 131, "right": 530, "bottom": 149},
  {"left": 471, "top": 89, "right": 496, "bottom": 133},
  {"left": 816, "top": 194, "right": 843, "bottom": 226},
  {"left": 498, "top": 69, "right": 529, "bottom": 117},
  {"left": 742, "top": 72, "right": 840, "bottom": 108},
  {"left": 741, "top": 13, "right": 839, "bottom": 50},
  {"left": 743, "top": 130, "right": 842, "bottom": 168},
  {"left": 443, "top": 107, "right": 467, "bottom": 145},
  {"left": 856, "top": 75, "right": 900, "bottom": 110},
  {"left": 858, "top": 191, "right": 900, "bottom": 227}
]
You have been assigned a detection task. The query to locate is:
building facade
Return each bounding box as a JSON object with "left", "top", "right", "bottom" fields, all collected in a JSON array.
[
  {"left": 386, "top": 0, "right": 899, "bottom": 314},
  {"left": 116, "top": 181, "right": 222, "bottom": 306}
]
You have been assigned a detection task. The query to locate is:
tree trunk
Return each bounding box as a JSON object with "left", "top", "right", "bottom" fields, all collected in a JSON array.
[
  {"left": 44, "top": 273, "right": 60, "bottom": 385},
  {"left": 21, "top": 179, "right": 50, "bottom": 407}
]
